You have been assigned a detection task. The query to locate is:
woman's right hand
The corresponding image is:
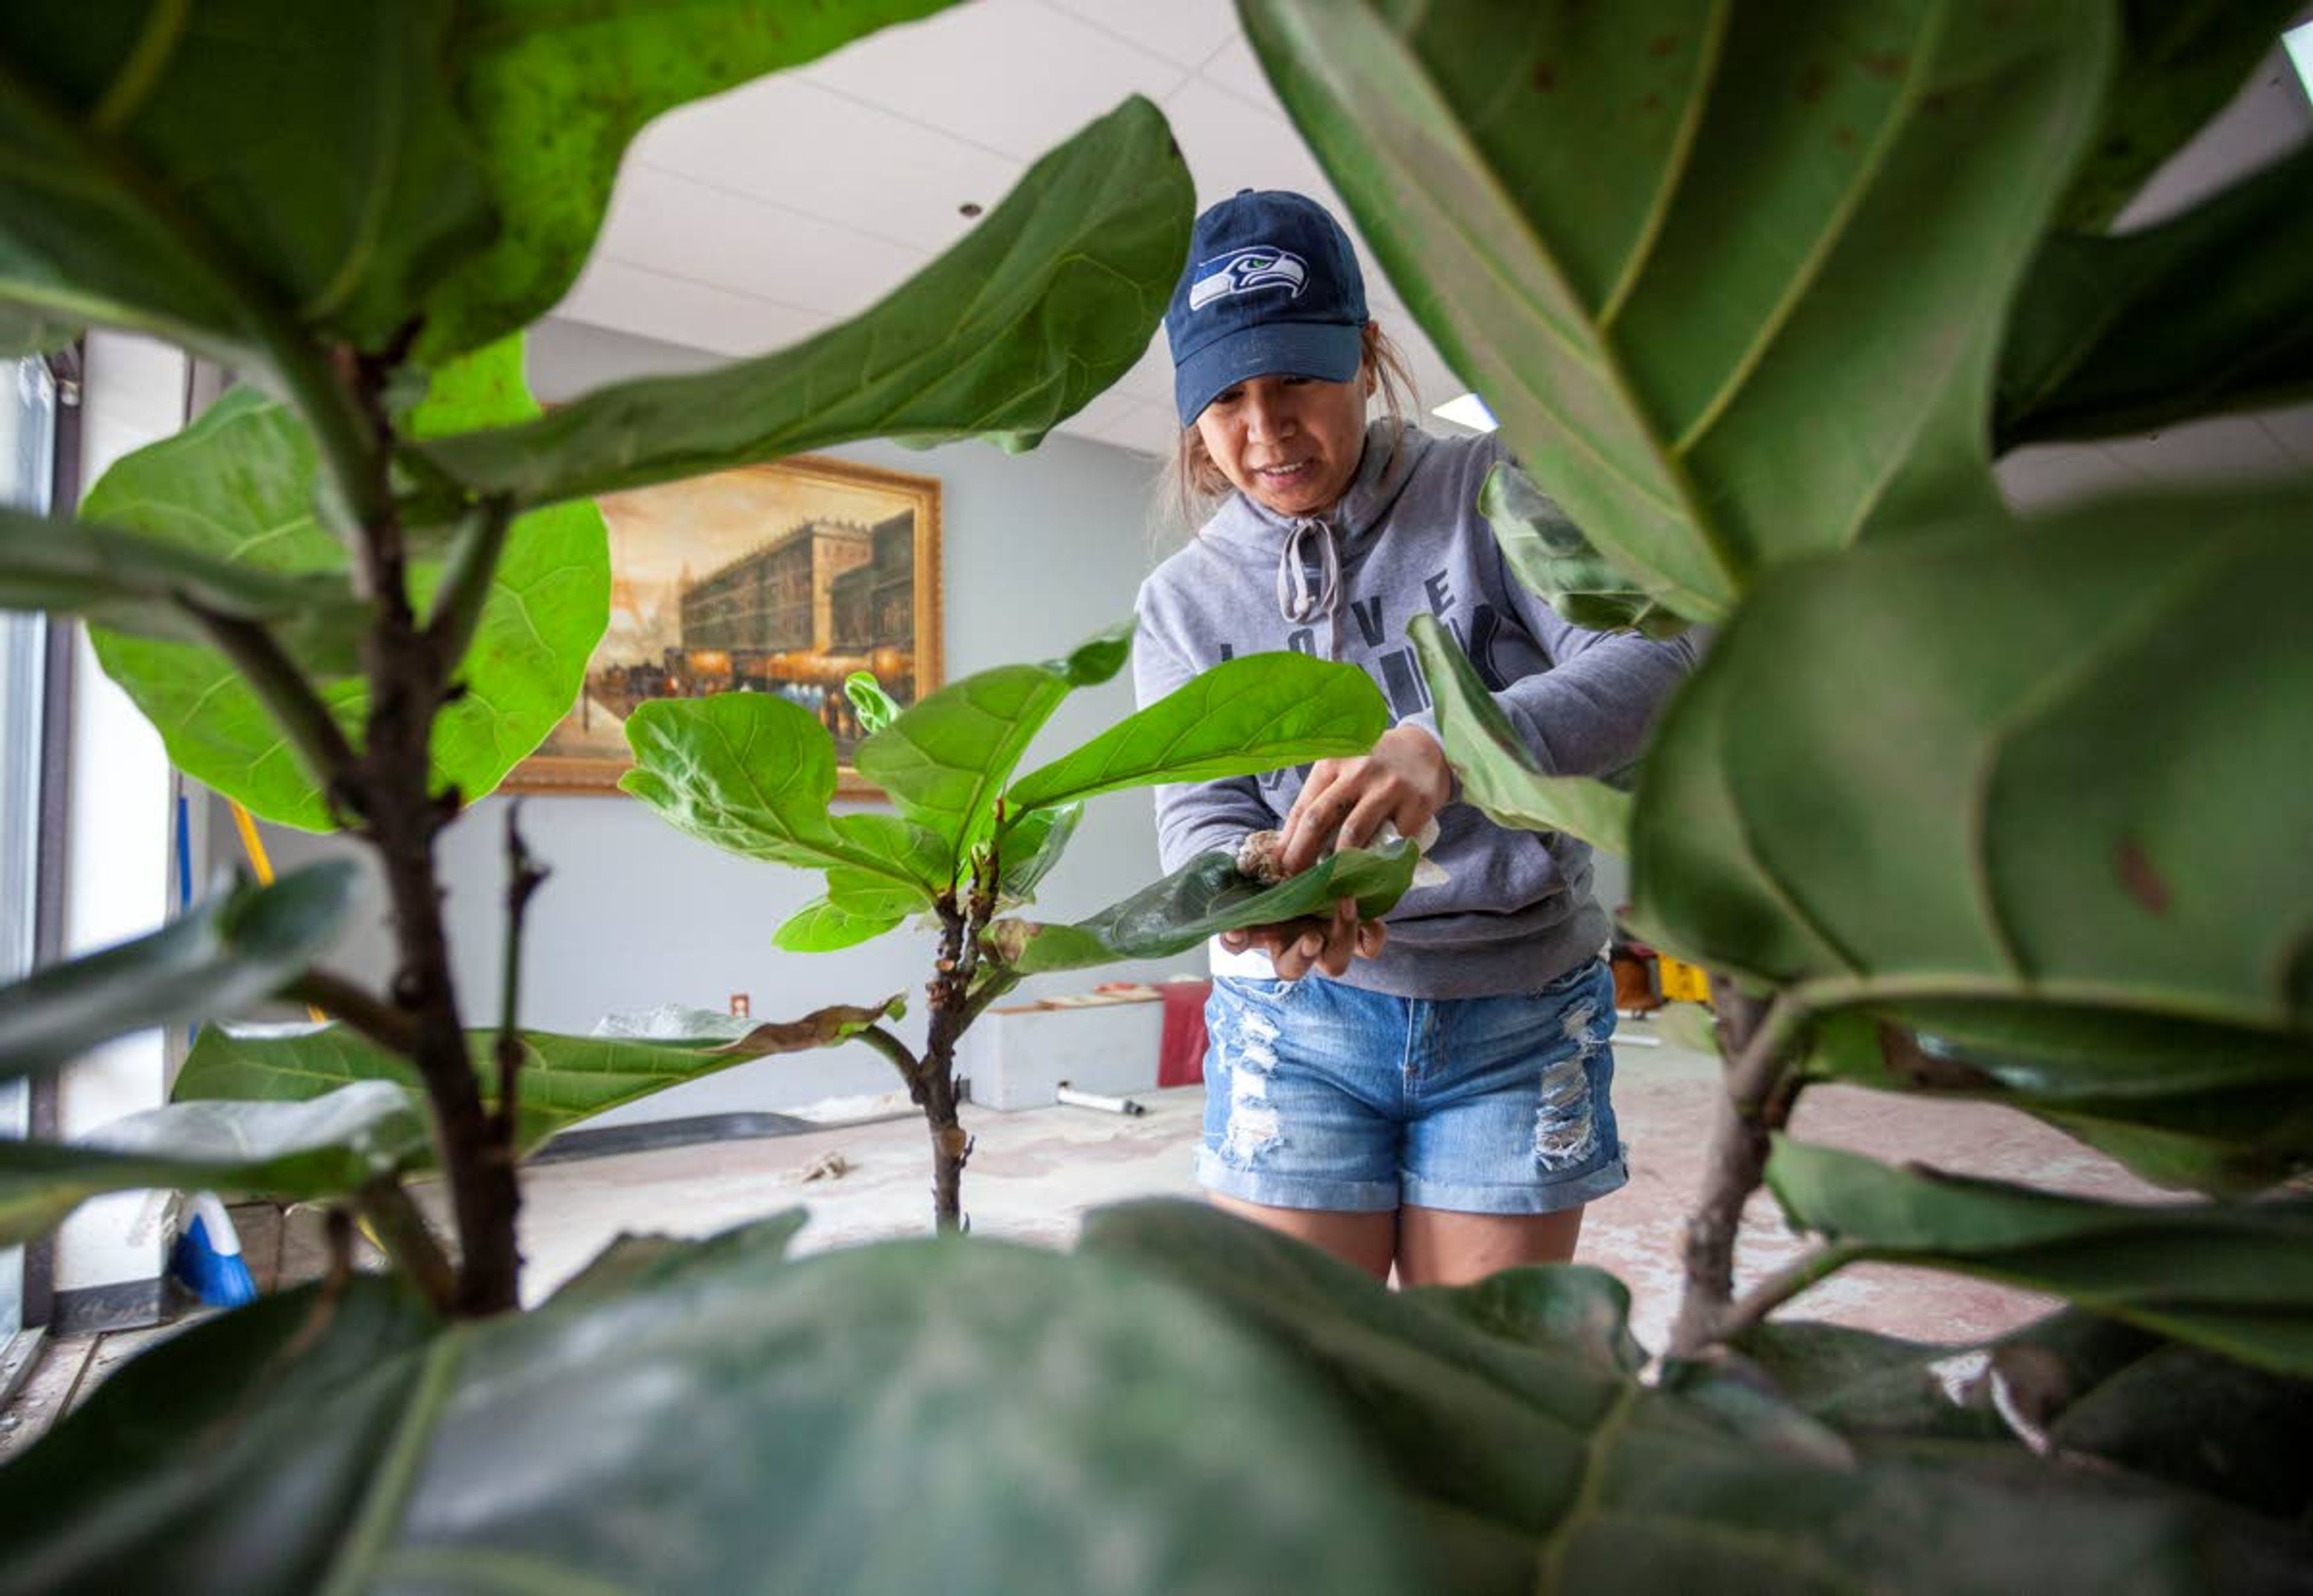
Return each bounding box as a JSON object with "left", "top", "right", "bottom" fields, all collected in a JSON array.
[{"left": 1220, "top": 900, "right": 1387, "bottom": 979}]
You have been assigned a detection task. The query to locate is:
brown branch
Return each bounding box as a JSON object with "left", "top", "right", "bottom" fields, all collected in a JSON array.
[
  {"left": 287, "top": 968, "right": 416, "bottom": 1055},
  {"left": 331, "top": 350, "right": 519, "bottom": 1317},
  {"left": 423, "top": 497, "right": 516, "bottom": 672},
  {"left": 494, "top": 802, "right": 550, "bottom": 1141},
  {"left": 857, "top": 1023, "right": 926, "bottom": 1099},
  {"left": 918, "top": 892, "right": 977, "bottom": 1232},
  {"left": 1670, "top": 982, "right": 1803, "bottom": 1358},
  {"left": 1715, "top": 1242, "right": 1872, "bottom": 1341},
  {"left": 189, "top": 607, "right": 360, "bottom": 812}
]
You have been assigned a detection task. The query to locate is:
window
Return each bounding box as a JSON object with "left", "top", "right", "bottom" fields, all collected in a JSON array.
[{"left": 1, "top": 353, "right": 60, "bottom": 1338}]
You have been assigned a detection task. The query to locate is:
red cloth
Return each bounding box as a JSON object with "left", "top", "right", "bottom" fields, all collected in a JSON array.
[{"left": 1158, "top": 980, "right": 1213, "bottom": 1088}]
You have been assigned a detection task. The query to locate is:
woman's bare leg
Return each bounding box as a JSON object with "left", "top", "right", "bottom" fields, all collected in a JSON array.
[
  {"left": 1393, "top": 1204, "right": 1585, "bottom": 1288},
  {"left": 1208, "top": 1192, "right": 1397, "bottom": 1282}
]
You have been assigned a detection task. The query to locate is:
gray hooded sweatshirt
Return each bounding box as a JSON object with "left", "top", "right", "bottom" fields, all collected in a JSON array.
[{"left": 1134, "top": 422, "right": 1699, "bottom": 999}]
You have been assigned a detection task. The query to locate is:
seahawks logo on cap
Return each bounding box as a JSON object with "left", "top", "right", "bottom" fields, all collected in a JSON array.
[{"left": 1187, "top": 246, "right": 1309, "bottom": 311}]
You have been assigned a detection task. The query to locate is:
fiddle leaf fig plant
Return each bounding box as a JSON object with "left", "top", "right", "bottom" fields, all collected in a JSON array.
[
  {"left": 7, "top": 2, "right": 2313, "bottom": 1591},
  {"left": 625, "top": 626, "right": 1412, "bottom": 1229},
  {"left": 1246, "top": 0, "right": 2313, "bottom": 1563},
  {"left": 0, "top": 0, "right": 1195, "bottom": 1317}
]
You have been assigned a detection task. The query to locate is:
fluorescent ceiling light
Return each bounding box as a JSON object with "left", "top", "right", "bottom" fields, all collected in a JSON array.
[
  {"left": 2288, "top": 22, "right": 2313, "bottom": 103},
  {"left": 1431, "top": 392, "right": 1498, "bottom": 432}
]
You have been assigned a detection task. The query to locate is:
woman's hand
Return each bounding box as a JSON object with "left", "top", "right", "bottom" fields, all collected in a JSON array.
[
  {"left": 1278, "top": 724, "right": 1451, "bottom": 876},
  {"left": 1219, "top": 901, "right": 1388, "bottom": 979}
]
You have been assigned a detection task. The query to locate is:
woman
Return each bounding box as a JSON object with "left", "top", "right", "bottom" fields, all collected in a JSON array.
[{"left": 1136, "top": 189, "right": 1697, "bottom": 1286}]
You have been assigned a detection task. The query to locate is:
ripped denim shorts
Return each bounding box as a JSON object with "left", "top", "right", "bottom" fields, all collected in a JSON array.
[{"left": 1196, "top": 958, "right": 1628, "bottom": 1215}]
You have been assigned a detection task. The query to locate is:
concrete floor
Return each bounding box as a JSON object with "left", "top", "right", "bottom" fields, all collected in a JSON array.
[
  {"left": 493, "top": 1035, "right": 2161, "bottom": 1354},
  {"left": 4, "top": 1031, "right": 2167, "bottom": 1458}
]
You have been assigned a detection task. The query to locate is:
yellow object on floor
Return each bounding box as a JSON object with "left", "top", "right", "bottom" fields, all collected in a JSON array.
[
  {"left": 229, "top": 799, "right": 326, "bottom": 1024},
  {"left": 1658, "top": 955, "right": 1711, "bottom": 1005}
]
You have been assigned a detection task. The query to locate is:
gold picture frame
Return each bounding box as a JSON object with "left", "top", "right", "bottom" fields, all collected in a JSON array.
[{"left": 506, "top": 453, "right": 943, "bottom": 799}]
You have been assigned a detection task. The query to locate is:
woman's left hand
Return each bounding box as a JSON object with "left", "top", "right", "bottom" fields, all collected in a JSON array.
[{"left": 1278, "top": 724, "right": 1452, "bottom": 876}]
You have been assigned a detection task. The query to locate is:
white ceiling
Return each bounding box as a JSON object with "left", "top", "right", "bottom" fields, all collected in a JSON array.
[
  {"left": 554, "top": 0, "right": 1472, "bottom": 458},
  {"left": 558, "top": 2, "right": 2313, "bottom": 485}
]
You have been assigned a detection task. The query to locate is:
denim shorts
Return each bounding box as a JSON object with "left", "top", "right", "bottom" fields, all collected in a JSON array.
[{"left": 1196, "top": 958, "right": 1628, "bottom": 1215}]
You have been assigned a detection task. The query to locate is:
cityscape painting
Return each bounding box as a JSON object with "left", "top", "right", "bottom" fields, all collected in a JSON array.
[{"left": 507, "top": 454, "right": 942, "bottom": 797}]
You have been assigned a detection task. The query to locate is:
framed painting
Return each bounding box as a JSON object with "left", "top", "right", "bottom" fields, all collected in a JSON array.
[{"left": 507, "top": 453, "right": 943, "bottom": 798}]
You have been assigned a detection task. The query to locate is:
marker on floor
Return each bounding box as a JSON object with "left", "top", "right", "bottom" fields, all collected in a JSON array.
[{"left": 1055, "top": 1082, "right": 1147, "bottom": 1116}]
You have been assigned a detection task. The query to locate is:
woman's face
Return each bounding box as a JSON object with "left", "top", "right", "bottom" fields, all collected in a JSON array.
[{"left": 1194, "top": 356, "right": 1372, "bottom": 519}]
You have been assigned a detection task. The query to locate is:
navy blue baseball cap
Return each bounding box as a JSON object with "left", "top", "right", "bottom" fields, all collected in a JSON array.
[{"left": 1164, "top": 189, "right": 1368, "bottom": 426}]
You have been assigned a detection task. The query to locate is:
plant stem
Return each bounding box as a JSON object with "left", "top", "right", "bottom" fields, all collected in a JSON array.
[
  {"left": 920, "top": 897, "right": 973, "bottom": 1233},
  {"left": 857, "top": 1024, "right": 926, "bottom": 1099},
  {"left": 191, "top": 608, "right": 360, "bottom": 811},
  {"left": 423, "top": 497, "right": 515, "bottom": 670},
  {"left": 1670, "top": 982, "right": 1800, "bottom": 1358},
  {"left": 494, "top": 803, "right": 550, "bottom": 1142},
  {"left": 287, "top": 968, "right": 417, "bottom": 1054},
  {"left": 355, "top": 1177, "right": 459, "bottom": 1315},
  {"left": 329, "top": 354, "right": 520, "bottom": 1318},
  {"left": 1716, "top": 1242, "right": 1871, "bottom": 1339}
]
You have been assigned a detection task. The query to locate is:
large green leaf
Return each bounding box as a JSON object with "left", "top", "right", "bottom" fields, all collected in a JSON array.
[
  {"left": 1476, "top": 461, "right": 1689, "bottom": 640},
  {"left": 1081, "top": 1200, "right": 2312, "bottom": 1592},
  {"left": 1241, "top": 0, "right": 2113, "bottom": 618},
  {"left": 1004, "top": 652, "right": 1390, "bottom": 814},
  {"left": 2049, "top": 0, "right": 2304, "bottom": 232},
  {"left": 86, "top": 367, "right": 608, "bottom": 829},
  {"left": 1766, "top": 1136, "right": 2313, "bottom": 1377},
  {"left": 1406, "top": 613, "right": 1634, "bottom": 855},
  {"left": 0, "top": 505, "right": 365, "bottom": 666},
  {"left": 416, "top": 96, "right": 1193, "bottom": 510},
  {"left": 1805, "top": 1008, "right": 2313, "bottom": 1197},
  {"left": 546, "top": 1207, "right": 810, "bottom": 1308},
  {"left": 1705, "top": 1318, "right": 2009, "bottom": 1444},
  {"left": 0, "top": 1082, "right": 431, "bottom": 1245},
  {"left": 1627, "top": 489, "right": 2313, "bottom": 1060},
  {"left": 1000, "top": 841, "right": 1419, "bottom": 974},
  {"left": 173, "top": 999, "right": 902, "bottom": 1156},
  {"left": 622, "top": 691, "right": 954, "bottom": 901},
  {"left": 1998, "top": 140, "right": 2313, "bottom": 449},
  {"left": 0, "top": 1275, "right": 443, "bottom": 1595},
  {"left": 2032, "top": 1331, "right": 2313, "bottom": 1521},
  {"left": 0, "top": 864, "right": 352, "bottom": 1083},
  {"left": 0, "top": 0, "right": 493, "bottom": 361},
  {"left": 1712, "top": 1306, "right": 2313, "bottom": 1521},
  {"left": 856, "top": 622, "right": 1134, "bottom": 856},
  {"left": 418, "top": 0, "right": 952, "bottom": 364},
  {"left": 0, "top": 1223, "right": 1426, "bottom": 1596}
]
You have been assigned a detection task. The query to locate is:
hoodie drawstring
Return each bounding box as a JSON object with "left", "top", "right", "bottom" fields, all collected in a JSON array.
[{"left": 1276, "top": 516, "right": 1340, "bottom": 627}]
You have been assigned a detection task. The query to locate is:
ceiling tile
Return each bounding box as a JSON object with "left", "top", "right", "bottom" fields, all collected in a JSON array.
[
  {"left": 801, "top": 0, "right": 1188, "bottom": 161},
  {"left": 1160, "top": 78, "right": 1405, "bottom": 302},
  {"left": 2107, "top": 412, "right": 2303, "bottom": 487},
  {"left": 1088, "top": 397, "right": 1180, "bottom": 460},
  {"left": 631, "top": 77, "right": 1024, "bottom": 257},
  {"left": 2254, "top": 402, "right": 2313, "bottom": 469},
  {"left": 594, "top": 169, "right": 931, "bottom": 325},
  {"left": 1040, "top": 0, "right": 1241, "bottom": 70},
  {"left": 1055, "top": 381, "right": 1150, "bottom": 444},
  {"left": 1111, "top": 337, "right": 1176, "bottom": 407},
  {"left": 2117, "top": 44, "right": 2312, "bottom": 229},
  {"left": 1198, "top": 37, "right": 1278, "bottom": 108},
  {"left": 552, "top": 257, "right": 823, "bottom": 358}
]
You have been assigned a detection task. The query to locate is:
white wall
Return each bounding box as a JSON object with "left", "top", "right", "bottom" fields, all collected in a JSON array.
[
  {"left": 233, "top": 317, "right": 1203, "bottom": 1123},
  {"left": 55, "top": 332, "right": 186, "bottom": 1294}
]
